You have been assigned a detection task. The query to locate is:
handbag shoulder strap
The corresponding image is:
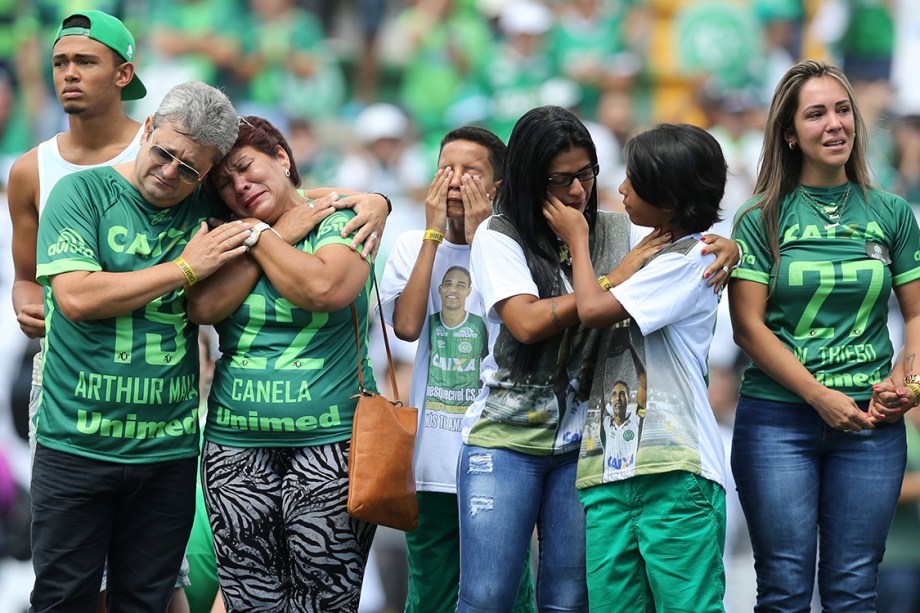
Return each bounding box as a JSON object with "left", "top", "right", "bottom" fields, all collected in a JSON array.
[{"left": 351, "top": 276, "right": 401, "bottom": 401}]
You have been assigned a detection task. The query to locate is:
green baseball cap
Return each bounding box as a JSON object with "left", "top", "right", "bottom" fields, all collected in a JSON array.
[{"left": 53, "top": 10, "right": 147, "bottom": 101}]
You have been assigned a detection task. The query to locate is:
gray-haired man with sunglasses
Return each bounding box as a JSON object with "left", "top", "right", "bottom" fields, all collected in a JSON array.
[{"left": 28, "top": 79, "right": 248, "bottom": 612}]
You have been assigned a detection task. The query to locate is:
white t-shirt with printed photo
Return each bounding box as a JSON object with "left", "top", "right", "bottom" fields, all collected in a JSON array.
[
  {"left": 576, "top": 231, "right": 726, "bottom": 490},
  {"left": 380, "top": 231, "right": 485, "bottom": 494}
]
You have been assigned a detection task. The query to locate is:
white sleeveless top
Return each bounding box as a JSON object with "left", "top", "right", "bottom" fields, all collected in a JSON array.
[{"left": 37, "top": 125, "right": 143, "bottom": 213}]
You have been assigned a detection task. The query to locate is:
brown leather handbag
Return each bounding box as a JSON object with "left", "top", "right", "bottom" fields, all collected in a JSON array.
[{"left": 347, "top": 287, "right": 419, "bottom": 532}]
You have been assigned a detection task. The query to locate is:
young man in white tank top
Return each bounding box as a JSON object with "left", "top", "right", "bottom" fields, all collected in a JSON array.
[{"left": 8, "top": 9, "right": 145, "bottom": 402}]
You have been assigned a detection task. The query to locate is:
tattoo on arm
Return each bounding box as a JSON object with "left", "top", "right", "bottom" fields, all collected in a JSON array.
[
  {"left": 907, "top": 352, "right": 916, "bottom": 376},
  {"left": 550, "top": 299, "right": 563, "bottom": 332}
]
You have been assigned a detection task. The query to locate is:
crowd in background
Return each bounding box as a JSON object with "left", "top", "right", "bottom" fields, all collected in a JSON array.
[
  {"left": 0, "top": 0, "right": 919, "bottom": 208},
  {"left": 4, "top": 0, "right": 920, "bottom": 281},
  {"left": 2, "top": 0, "right": 920, "bottom": 611}
]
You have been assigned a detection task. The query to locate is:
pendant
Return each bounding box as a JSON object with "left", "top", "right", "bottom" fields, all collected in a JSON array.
[{"left": 825, "top": 222, "right": 840, "bottom": 230}]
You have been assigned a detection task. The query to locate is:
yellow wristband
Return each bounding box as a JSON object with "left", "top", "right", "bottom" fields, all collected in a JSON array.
[
  {"left": 423, "top": 229, "right": 444, "bottom": 244},
  {"left": 597, "top": 275, "right": 612, "bottom": 291},
  {"left": 173, "top": 256, "right": 198, "bottom": 286}
]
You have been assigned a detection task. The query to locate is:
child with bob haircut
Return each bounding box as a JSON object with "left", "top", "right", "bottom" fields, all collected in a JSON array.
[{"left": 545, "top": 123, "right": 729, "bottom": 612}]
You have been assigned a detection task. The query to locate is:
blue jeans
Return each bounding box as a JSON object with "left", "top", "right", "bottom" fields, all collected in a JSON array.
[
  {"left": 731, "top": 396, "right": 906, "bottom": 612},
  {"left": 456, "top": 445, "right": 587, "bottom": 613}
]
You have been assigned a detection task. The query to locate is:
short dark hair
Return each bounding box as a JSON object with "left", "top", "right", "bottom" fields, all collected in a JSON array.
[
  {"left": 440, "top": 125, "right": 507, "bottom": 182},
  {"left": 230, "top": 115, "right": 301, "bottom": 187},
  {"left": 622, "top": 123, "right": 726, "bottom": 234},
  {"left": 442, "top": 265, "right": 471, "bottom": 284},
  {"left": 60, "top": 15, "right": 123, "bottom": 66}
]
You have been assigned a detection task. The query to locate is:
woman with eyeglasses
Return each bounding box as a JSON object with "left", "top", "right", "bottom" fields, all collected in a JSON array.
[
  {"left": 456, "top": 106, "right": 738, "bottom": 611},
  {"left": 184, "top": 115, "right": 388, "bottom": 612}
]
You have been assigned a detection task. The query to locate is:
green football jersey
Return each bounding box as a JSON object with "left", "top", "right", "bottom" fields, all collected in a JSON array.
[
  {"left": 205, "top": 210, "right": 375, "bottom": 448},
  {"left": 34, "top": 167, "right": 222, "bottom": 463},
  {"left": 732, "top": 185, "right": 920, "bottom": 402}
]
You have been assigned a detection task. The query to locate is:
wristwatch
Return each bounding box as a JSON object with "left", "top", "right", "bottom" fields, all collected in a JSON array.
[{"left": 243, "top": 222, "right": 272, "bottom": 249}]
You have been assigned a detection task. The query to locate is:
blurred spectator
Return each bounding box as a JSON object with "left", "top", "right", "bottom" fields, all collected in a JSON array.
[
  {"left": 810, "top": 1, "right": 897, "bottom": 189},
  {"left": 881, "top": 119, "right": 919, "bottom": 366},
  {"left": 132, "top": 0, "right": 243, "bottom": 116},
  {"left": 351, "top": 0, "right": 388, "bottom": 105},
  {"left": 1, "top": 184, "right": 27, "bottom": 530},
  {"left": 890, "top": 115, "right": 920, "bottom": 207},
  {"left": 549, "top": 0, "right": 640, "bottom": 119},
  {"left": 0, "top": 446, "right": 29, "bottom": 562},
  {"left": 482, "top": 0, "right": 555, "bottom": 142},
  {"left": 286, "top": 117, "right": 342, "bottom": 188},
  {"left": 0, "top": 68, "right": 32, "bottom": 176},
  {"left": 0, "top": 447, "right": 15, "bottom": 533},
  {"left": 851, "top": 68, "right": 897, "bottom": 189},
  {"left": 1, "top": 167, "right": 31, "bottom": 457},
  {"left": 0, "top": 172, "right": 31, "bottom": 569},
  {"left": 309, "top": 0, "right": 388, "bottom": 104},
  {"left": 890, "top": 0, "right": 920, "bottom": 116},
  {"left": 753, "top": 0, "right": 802, "bottom": 98},
  {"left": 330, "top": 103, "right": 432, "bottom": 613},
  {"left": 0, "top": 0, "right": 20, "bottom": 80},
  {"left": 2, "top": 3, "right": 49, "bottom": 148},
  {"left": 235, "top": 0, "right": 345, "bottom": 125},
  {"left": 0, "top": 0, "right": 41, "bottom": 157},
  {"left": 332, "top": 102, "right": 427, "bottom": 406},
  {"left": 699, "top": 81, "right": 764, "bottom": 424},
  {"left": 833, "top": 0, "right": 894, "bottom": 85},
  {"left": 392, "top": 0, "right": 493, "bottom": 147},
  {"left": 876, "top": 407, "right": 920, "bottom": 613},
  {"left": 709, "top": 360, "right": 756, "bottom": 613},
  {"left": 333, "top": 102, "right": 429, "bottom": 224},
  {"left": 595, "top": 88, "right": 641, "bottom": 209},
  {"left": 0, "top": 461, "right": 29, "bottom": 586},
  {"left": 699, "top": 81, "right": 764, "bottom": 238}
]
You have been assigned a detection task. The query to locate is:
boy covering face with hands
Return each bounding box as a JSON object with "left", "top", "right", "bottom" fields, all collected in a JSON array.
[{"left": 380, "top": 126, "right": 535, "bottom": 612}]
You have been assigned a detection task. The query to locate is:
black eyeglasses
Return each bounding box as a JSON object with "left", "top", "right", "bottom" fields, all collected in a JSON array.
[
  {"left": 147, "top": 138, "right": 205, "bottom": 184},
  {"left": 547, "top": 163, "right": 600, "bottom": 188}
]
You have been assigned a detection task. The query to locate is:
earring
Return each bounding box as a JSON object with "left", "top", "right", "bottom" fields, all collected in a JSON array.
[
  {"left": 788, "top": 141, "right": 796, "bottom": 150},
  {"left": 284, "top": 167, "right": 290, "bottom": 177}
]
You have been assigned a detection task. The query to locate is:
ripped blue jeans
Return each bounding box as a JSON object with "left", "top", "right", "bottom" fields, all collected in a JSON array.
[{"left": 456, "top": 445, "right": 588, "bottom": 612}]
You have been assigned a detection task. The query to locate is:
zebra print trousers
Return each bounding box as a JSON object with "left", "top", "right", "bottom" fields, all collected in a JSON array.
[{"left": 202, "top": 439, "right": 377, "bottom": 612}]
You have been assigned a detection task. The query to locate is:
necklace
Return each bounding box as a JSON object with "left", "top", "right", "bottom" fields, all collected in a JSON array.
[
  {"left": 799, "top": 183, "right": 851, "bottom": 230},
  {"left": 559, "top": 243, "right": 572, "bottom": 267}
]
